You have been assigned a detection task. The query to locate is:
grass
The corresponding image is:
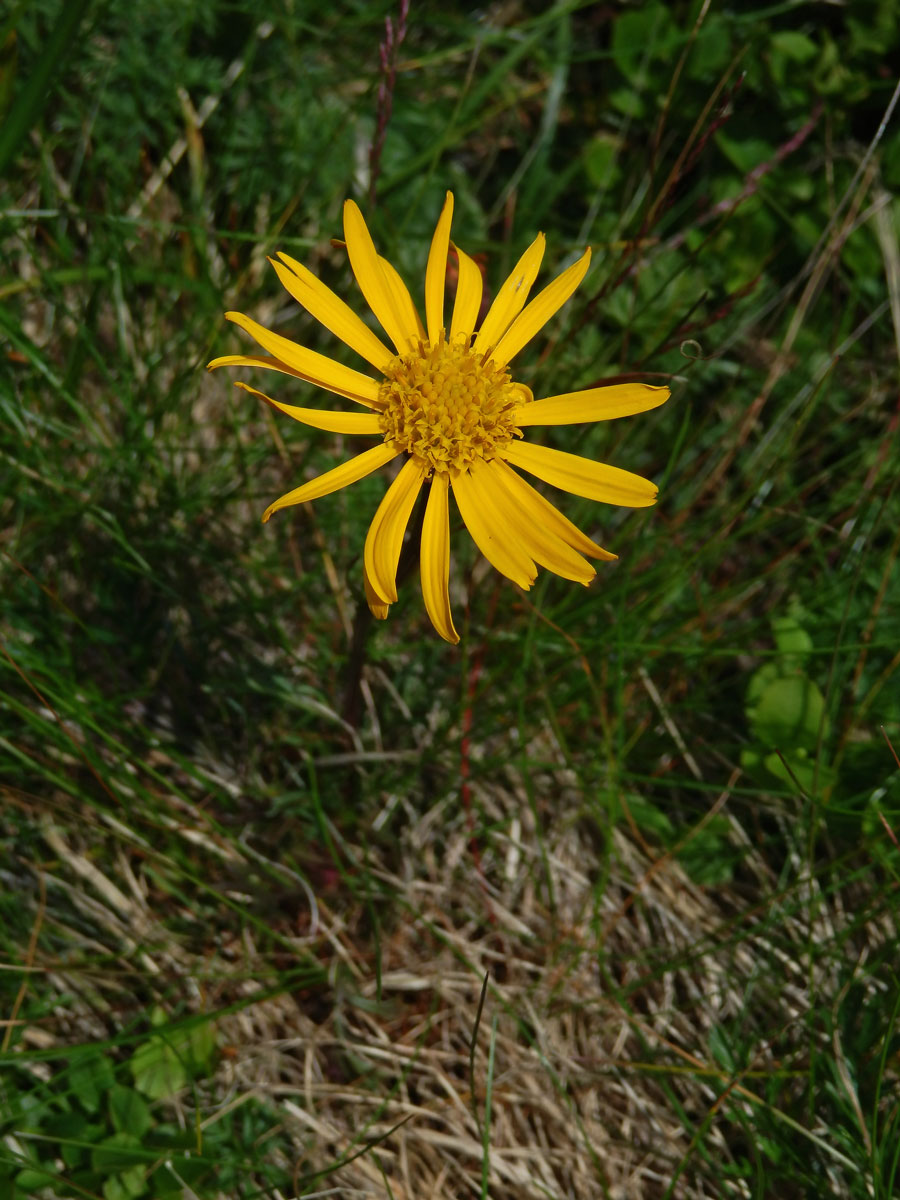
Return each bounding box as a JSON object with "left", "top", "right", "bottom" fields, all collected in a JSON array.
[{"left": 1, "top": 0, "right": 899, "bottom": 1197}]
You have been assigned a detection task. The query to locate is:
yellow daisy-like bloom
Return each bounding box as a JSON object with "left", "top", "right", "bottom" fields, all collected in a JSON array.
[{"left": 209, "top": 192, "right": 669, "bottom": 644}]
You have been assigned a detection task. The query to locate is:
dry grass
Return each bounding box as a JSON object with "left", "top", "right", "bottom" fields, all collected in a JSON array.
[{"left": 16, "top": 723, "right": 895, "bottom": 1198}]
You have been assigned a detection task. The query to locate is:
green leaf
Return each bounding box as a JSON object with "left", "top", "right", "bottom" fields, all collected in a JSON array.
[
  {"left": 750, "top": 675, "right": 827, "bottom": 750},
  {"left": 129, "top": 1038, "right": 186, "bottom": 1101},
  {"left": 129, "top": 1016, "right": 217, "bottom": 1099},
  {"left": 184, "top": 1019, "right": 217, "bottom": 1073},
  {"left": 45, "top": 1110, "right": 89, "bottom": 1167},
  {"left": 91, "top": 1133, "right": 146, "bottom": 1174},
  {"left": 611, "top": 4, "right": 677, "bottom": 75},
  {"left": 624, "top": 794, "right": 674, "bottom": 841},
  {"left": 103, "top": 1163, "right": 147, "bottom": 1200},
  {"left": 15, "top": 1166, "right": 60, "bottom": 1192},
  {"left": 772, "top": 614, "right": 813, "bottom": 664},
  {"left": 583, "top": 133, "right": 621, "bottom": 189},
  {"left": 608, "top": 86, "right": 645, "bottom": 119},
  {"left": 740, "top": 747, "right": 765, "bottom": 775},
  {"left": 68, "top": 1050, "right": 116, "bottom": 1115},
  {"left": 688, "top": 15, "right": 732, "bottom": 79},
  {"left": 677, "top": 816, "right": 737, "bottom": 886},
  {"left": 763, "top": 749, "right": 836, "bottom": 797},
  {"left": 108, "top": 1084, "right": 152, "bottom": 1138},
  {"left": 745, "top": 662, "right": 780, "bottom": 711},
  {"left": 716, "top": 133, "right": 775, "bottom": 174},
  {"left": 770, "top": 31, "right": 818, "bottom": 63},
  {"left": 153, "top": 1153, "right": 207, "bottom": 1191},
  {"left": 149, "top": 1005, "right": 168, "bottom": 1029}
]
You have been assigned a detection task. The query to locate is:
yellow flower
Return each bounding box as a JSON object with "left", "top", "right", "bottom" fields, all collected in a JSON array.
[{"left": 209, "top": 193, "right": 668, "bottom": 645}]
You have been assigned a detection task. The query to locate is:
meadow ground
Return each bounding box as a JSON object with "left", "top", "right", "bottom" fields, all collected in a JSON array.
[{"left": 1, "top": 2, "right": 899, "bottom": 1197}]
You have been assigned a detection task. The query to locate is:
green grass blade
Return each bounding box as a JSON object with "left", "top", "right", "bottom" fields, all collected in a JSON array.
[{"left": 0, "top": 0, "right": 92, "bottom": 178}]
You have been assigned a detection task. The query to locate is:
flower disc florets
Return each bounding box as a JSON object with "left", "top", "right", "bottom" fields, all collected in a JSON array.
[{"left": 377, "top": 337, "right": 529, "bottom": 473}]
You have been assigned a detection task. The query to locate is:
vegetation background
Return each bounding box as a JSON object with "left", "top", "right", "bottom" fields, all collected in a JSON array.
[{"left": 1, "top": 0, "right": 899, "bottom": 1197}]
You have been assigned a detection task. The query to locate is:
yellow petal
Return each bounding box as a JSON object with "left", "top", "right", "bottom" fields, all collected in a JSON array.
[
  {"left": 420, "top": 472, "right": 459, "bottom": 644},
  {"left": 262, "top": 443, "right": 399, "bottom": 523},
  {"left": 363, "top": 457, "right": 427, "bottom": 604},
  {"left": 489, "top": 247, "right": 591, "bottom": 367},
  {"left": 379, "top": 254, "right": 425, "bottom": 342},
  {"left": 208, "top": 353, "right": 307, "bottom": 379},
  {"left": 451, "top": 465, "right": 537, "bottom": 590},
  {"left": 425, "top": 192, "right": 454, "bottom": 344},
  {"left": 514, "top": 382, "right": 670, "bottom": 426},
  {"left": 364, "top": 565, "right": 390, "bottom": 620},
  {"left": 449, "top": 243, "right": 484, "bottom": 343},
  {"left": 503, "top": 440, "right": 658, "bottom": 508},
  {"left": 483, "top": 461, "right": 597, "bottom": 584},
  {"left": 223, "top": 311, "right": 380, "bottom": 407},
  {"left": 234, "top": 382, "right": 382, "bottom": 434},
  {"left": 491, "top": 457, "right": 616, "bottom": 560},
  {"left": 473, "top": 233, "right": 545, "bottom": 355},
  {"left": 272, "top": 253, "right": 393, "bottom": 372},
  {"left": 343, "top": 199, "right": 414, "bottom": 355}
]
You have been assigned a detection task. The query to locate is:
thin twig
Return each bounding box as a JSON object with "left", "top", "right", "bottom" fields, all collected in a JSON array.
[{"left": 368, "top": 0, "right": 410, "bottom": 208}]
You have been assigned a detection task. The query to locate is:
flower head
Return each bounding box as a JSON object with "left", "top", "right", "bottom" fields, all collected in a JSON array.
[{"left": 209, "top": 193, "right": 668, "bottom": 644}]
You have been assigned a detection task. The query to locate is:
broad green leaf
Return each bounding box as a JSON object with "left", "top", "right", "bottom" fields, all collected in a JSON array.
[
  {"left": 109, "top": 1084, "right": 152, "bottom": 1138},
  {"left": 103, "top": 1163, "right": 147, "bottom": 1200},
  {"left": 750, "top": 675, "right": 827, "bottom": 749},
  {"left": 68, "top": 1050, "right": 116, "bottom": 1115},
  {"left": 129, "top": 1017, "right": 216, "bottom": 1099},
  {"left": 130, "top": 1038, "right": 186, "bottom": 1101}
]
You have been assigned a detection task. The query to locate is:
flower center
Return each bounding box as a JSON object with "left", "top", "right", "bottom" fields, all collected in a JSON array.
[{"left": 377, "top": 338, "right": 529, "bottom": 473}]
